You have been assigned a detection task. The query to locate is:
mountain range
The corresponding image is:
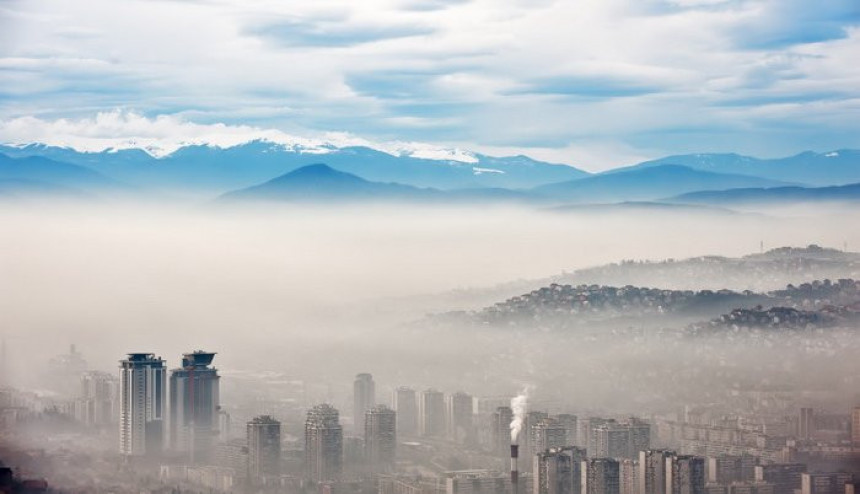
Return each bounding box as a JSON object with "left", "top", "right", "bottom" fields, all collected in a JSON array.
[{"left": 1, "top": 141, "right": 859, "bottom": 206}]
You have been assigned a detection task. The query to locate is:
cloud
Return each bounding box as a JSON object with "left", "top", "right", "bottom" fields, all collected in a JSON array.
[
  {"left": 0, "top": 0, "right": 859, "bottom": 166},
  {"left": 248, "top": 18, "right": 435, "bottom": 48}
]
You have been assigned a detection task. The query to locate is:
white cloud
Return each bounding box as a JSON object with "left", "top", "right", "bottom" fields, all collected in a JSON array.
[{"left": 0, "top": 0, "right": 858, "bottom": 165}]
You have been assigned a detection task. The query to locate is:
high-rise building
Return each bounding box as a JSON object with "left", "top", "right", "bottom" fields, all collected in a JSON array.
[
  {"left": 48, "top": 344, "right": 88, "bottom": 397},
  {"left": 639, "top": 450, "right": 675, "bottom": 494},
  {"left": 594, "top": 422, "right": 632, "bottom": 459},
  {"left": 354, "top": 373, "right": 375, "bottom": 435},
  {"left": 523, "top": 411, "right": 549, "bottom": 457},
  {"left": 627, "top": 419, "right": 651, "bottom": 458},
  {"left": 247, "top": 415, "right": 281, "bottom": 482},
  {"left": 852, "top": 407, "right": 860, "bottom": 446},
  {"left": 619, "top": 459, "right": 638, "bottom": 494},
  {"left": 582, "top": 458, "right": 620, "bottom": 494},
  {"left": 445, "top": 469, "right": 529, "bottom": 494},
  {"left": 420, "top": 389, "right": 446, "bottom": 438},
  {"left": 534, "top": 447, "right": 586, "bottom": 494},
  {"left": 218, "top": 409, "right": 231, "bottom": 442},
  {"left": 531, "top": 419, "right": 569, "bottom": 457},
  {"left": 591, "top": 419, "right": 650, "bottom": 460},
  {"left": 493, "top": 406, "right": 514, "bottom": 457},
  {"left": 581, "top": 418, "right": 612, "bottom": 455},
  {"left": 706, "top": 455, "right": 758, "bottom": 484},
  {"left": 119, "top": 353, "right": 167, "bottom": 456},
  {"left": 448, "top": 392, "right": 475, "bottom": 444},
  {"left": 76, "top": 370, "right": 118, "bottom": 427},
  {"left": 365, "top": 405, "right": 396, "bottom": 473},
  {"left": 0, "top": 338, "right": 7, "bottom": 387},
  {"left": 754, "top": 464, "right": 807, "bottom": 494},
  {"left": 666, "top": 455, "right": 705, "bottom": 494},
  {"left": 801, "top": 472, "right": 854, "bottom": 494},
  {"left": 168, "top": 351, "right": 220, "bottom": 463},
  {"left": 556, "top": 415, "right": 579, "bottom": 448},
  {"left": 394, "top": 387, "right": 418, "bottom": 437},
  {"left": 305, "top": 404, "right": 343, "bottom": 482},
  {"left": 799, "top": 408, "right": 815, "bottom": 440}
]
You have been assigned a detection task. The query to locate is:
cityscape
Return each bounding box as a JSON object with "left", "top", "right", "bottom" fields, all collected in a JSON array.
[{"left": 2, "top": 244, "right": 860, "bottom": 494}]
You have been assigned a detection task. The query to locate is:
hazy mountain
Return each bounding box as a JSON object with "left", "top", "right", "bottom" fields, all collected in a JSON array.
[
  {"left": 0, "top": 178, "right": 92, "bottom": 199},
  {"left": 548, "top": 201, "right": 741, "bottom": 215},
  {"left": 617, "top": 150, "right": 860, "bottom": 186},
  {"left": 0, "top": 152, "right": 122, "bottom": 194},
  {"left": 670, "top": 183, "right": 860, "bottom": 205},
  {"left": 0, "top": 141, "right": 589, "bottom": 192},
  {"left": 218, "top": 163, "right": 429, "bottom": 202},
  {"left": 532, "top": 164, "right": 789, "bottom": 203}
]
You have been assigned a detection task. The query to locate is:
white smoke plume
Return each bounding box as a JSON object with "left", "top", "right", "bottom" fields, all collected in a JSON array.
[{"left": 509, "top": 388, "right": 529, "bottom": 443}]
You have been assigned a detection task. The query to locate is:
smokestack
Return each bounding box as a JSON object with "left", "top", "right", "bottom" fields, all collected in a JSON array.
[{"left": 510, "top": 444, "right": 519, "bottom": 494}]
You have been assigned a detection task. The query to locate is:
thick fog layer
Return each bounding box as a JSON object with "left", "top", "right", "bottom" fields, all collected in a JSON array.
[{"left": 2, "top": 201, "right": 859, "bottom": 406}]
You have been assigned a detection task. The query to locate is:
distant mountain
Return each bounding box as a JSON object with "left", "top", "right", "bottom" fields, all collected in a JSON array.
[
  {"left": 532, "top": 164, "right": 789, "bottom": 203},
  {"left": 219, "top": 163, "right": 436, "bottom": 203},
  {"left": 0, "top": 153, "right": 122, "bottom": 196},
  {"left": 548, "top": 201, "right": 741, "bottom": 215},
  {"left": 0, "top": 179, "right": 91, "bottom": 199},
  {"left": 618, "top": 150, "right": 860, "bottom": 186},
  {"left": 0, "top": 141, "right": 589, "bottom": 192},
  {"left": 669, "top": 183, "right": 860, "bottom": 205}
]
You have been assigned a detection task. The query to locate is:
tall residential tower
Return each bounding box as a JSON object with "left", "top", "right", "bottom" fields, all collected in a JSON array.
[{"left": 119, "top": 353, "right": 167, "bottom": 456}]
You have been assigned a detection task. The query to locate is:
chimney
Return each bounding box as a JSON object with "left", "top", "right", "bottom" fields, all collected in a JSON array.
[{"left": 510, "top": 444, "right": 519, "bottom": 494}]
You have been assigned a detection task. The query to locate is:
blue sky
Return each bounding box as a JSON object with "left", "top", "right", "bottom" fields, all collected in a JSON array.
[{"left": 0, "top": 0, "right": 859, "bottom": 170}]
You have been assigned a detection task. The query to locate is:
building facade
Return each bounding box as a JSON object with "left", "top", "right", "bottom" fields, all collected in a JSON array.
[
  {"left": 119, "top": 353, "right": 167, "bottom": 456},
  {"left": 366, "top": 405, "right": 397, "bottom": 474},
  {"left": 420, "top": 389, "right": 446, "bottom": 438},
  {"left": 354, "top": 373, "right": 376, "bottom": 435},
  {"left": 247, "top": 415, "right": 281, "bottom": 483},
  {"left": 305, "top": 404, "right": 343, "bottom": 482},
  {"left": 394, "top": 387, "right": 418, "bottom": 437},
  {"left": 168, "top": 351, "right": 220, "bottom": 463}
]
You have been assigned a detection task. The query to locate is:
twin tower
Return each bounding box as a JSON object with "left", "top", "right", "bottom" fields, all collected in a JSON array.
[{"left": 118, "top": 351, "right": 220, "bottom": 461}]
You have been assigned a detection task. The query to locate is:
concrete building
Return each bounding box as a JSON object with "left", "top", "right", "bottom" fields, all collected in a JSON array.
[
  {"left": 582, "top": 458, "right": 620, "bottom": 494},
  {"left": 801, "top": 473, "right": 854, "bottom": 494},
  {"left": 493, "top": 407, "right": 514, "bottom": 457},
  {"left": 619, "top": 459, "right": 639, "bottom": 494},
  {"left": 119, "top": 352, "right": 167, "bottom": 456},
  {"left": 754, "top": 463, "right": 806, "bottom": 494},
  {"left": 800, "top": 408, "right": 815, "bottom": 440},
  {"left": 447, "top": 392, "right": 475, "bottom": 444},
  {"left": 76, "top": 370, "right": 118, "bottom": 427},
  {"left": 594, "top": 422, "right": 633, "bottom": 459},
  {"left": 168, "top": 351, "right": 220, "bottom": 463},
  {"left": 556, "top": 415, "right": 579, "bottom": 448},
  {"left": 534, "top": 447, "right": 586, "bottom": 494},
  {"left": 628, "top": 419, "right": 652, "bottom": 459},
  {"left": 365, "top": 405, "right": 397, "bottom": 474},
  {"left": 593, "top": 419, "right": 651, "bottom": 460},
  {"left": 394, "top": 387, "right": 418, "bottom": 437},
  {"left": 305, "top": 404, "right": 343, "bottom": 482},
  {"left": 420, "top": 389, "right": 446, "bottom": 438},
  {"left": 247, "top": 415, "right": 281, "bottom": 482},
  {"left": 354, "top": 373, "right": 375, "bottom": 435},
  {"left": 852, "top": 407, "right": 860, "bottom": 446},
  {"left": 531, "top": 419, "right": 569, "bottom": 457},
  {"left": 666, "top": 455, "right": 705, "bottom": 494},
  {"left": 639, "top": 450, "right": 675, "bottom": 494},
  {"left": 706, "top": 455, "right": 758, "bottom": 484},
  {"left": 445, "top": 469, "right": 529, "bottom": 494}
]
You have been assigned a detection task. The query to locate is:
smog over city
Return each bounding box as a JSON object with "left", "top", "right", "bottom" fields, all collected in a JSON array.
[{"left": 2, "top": 1, "right": 860, "bottom": 494}]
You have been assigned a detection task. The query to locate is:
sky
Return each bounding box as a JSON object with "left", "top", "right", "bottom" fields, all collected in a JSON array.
[{"left": 1, "top": 0, "right": 859, "bottom": 171}]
